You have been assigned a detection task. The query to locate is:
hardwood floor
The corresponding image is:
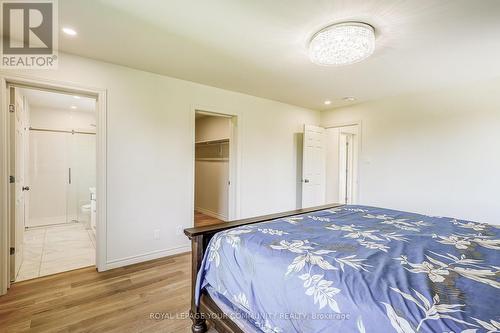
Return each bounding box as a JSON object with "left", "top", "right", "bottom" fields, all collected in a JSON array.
[
  {"left": 0, "top": 253, "right": 194, "bottom": 333},
  {"left": 194, "top": 211, "right": 223, "bottom": 227},
  {"left": 0, "top": 214, "right": 222, "bottom": 332}
]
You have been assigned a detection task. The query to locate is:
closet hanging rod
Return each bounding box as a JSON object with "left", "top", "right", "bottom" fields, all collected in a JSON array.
[
  {"left": 195, "top": 138, "right": 229, "bottom": 145},
  {"left": 29, "top": 127, "right": 96, "bottom": 135}
]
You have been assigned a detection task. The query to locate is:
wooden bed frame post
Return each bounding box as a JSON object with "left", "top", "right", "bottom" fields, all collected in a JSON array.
[
  {"left": 185, "top": 203, "right": 343, "bottom": 333},
  {"left": 190, "top": 234, "right": 208, "bottom": 333}
]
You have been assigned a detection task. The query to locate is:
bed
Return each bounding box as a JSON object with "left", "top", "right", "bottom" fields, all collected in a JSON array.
[{"left": 184, "top": 204, "right": 500, "bottom": 333}]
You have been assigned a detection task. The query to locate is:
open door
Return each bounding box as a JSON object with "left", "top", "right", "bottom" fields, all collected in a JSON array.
[
  {"left": 301, "top": 125, "right": 326, "bottom": 208},
  {"left": 9, "top": 87, "right": 26, "bottom": 281}
]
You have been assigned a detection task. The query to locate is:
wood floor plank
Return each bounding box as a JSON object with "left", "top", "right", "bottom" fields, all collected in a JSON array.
[
  {"left": 0, "top": 213, "right": 219, "bottom": 332},
  {"left": 0, "top": 253, "right": 193, "bottom": 333},
  {"left": 194, "top": 212, "right": 223, "bottom": 227}
]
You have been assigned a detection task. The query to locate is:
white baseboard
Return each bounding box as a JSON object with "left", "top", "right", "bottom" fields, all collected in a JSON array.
[
  {"left": 105, "top": 245, "right": 191, "bottom": 270},
  {"left": 195, "top": 207, "right": 227, "bottom": 221}
]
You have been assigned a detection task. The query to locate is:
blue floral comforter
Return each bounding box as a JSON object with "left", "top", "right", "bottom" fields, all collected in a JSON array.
[{"left": 195, "top": 205, "right": 500, "bottom": 333}]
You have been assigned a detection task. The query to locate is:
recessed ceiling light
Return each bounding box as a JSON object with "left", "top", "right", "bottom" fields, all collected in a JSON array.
[
  {"left": 309, "top": 22, "right": 375, "bottom": 66},
  {"left": 70, "top": 105, "right": 77, "bottom": 109},
  {"left": 73, "top": 95, "right": 81, "bottom": 99},
  {"left": 324, "top": 100, "right": 332, "bottom": 105},
  {"left": 62, "top": 27, "right": 77, "bottom": 36},
  {"left": 343, "top": 96, "right": 356, "bottom": 102}
]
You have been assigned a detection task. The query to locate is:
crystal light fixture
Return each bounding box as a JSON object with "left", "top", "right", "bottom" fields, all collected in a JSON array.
[{"left": 309, "top": 22, "right": 375, "bottom": 66}]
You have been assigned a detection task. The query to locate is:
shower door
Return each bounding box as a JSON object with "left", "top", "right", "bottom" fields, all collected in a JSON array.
[
  {"left": 28, "top": 131, "right": 71, "bottom": 227},
  {"left": 28, "top": 130, "right": 96, "bottom": 228},
  {"left": 67, "top": 132, "right": 96, "bottom": 224},
  {"left": 66, "top": 133, "right": 78, "bottom": 224}
]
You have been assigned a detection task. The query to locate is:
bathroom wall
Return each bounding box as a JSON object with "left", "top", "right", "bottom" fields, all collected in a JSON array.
[
  {"left": 30, "top": 107, "right": 96, "bottom": 132},
  {"left": 27, "top": 107, "right": 96, "bottom": 227}
]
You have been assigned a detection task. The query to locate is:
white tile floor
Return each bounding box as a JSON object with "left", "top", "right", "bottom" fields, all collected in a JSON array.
[{"left": 16, "top": 223, "right": 96, "bottom": 282}]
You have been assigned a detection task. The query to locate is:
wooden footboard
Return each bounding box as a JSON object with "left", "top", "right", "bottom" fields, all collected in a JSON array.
[{"left": 184, "top": 203, "right": 343, "bottom": 333}]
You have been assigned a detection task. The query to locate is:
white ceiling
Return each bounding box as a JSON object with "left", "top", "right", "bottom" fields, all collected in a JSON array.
[
  {"left": 59, "top": 0, "right": 500, "bottom": 110},
  {"left": 21, "top": 88, "right": 96, "bottom": 112}
]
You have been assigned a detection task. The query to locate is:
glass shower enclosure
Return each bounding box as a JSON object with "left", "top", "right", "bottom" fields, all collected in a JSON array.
[{"left": 27, "top": 129, "right": 96, "bottom": 228}]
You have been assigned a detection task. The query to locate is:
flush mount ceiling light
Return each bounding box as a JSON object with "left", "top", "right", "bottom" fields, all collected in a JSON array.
[
  {"left": 324, "top": 100, "right": 332, "bottom": 105},
  {"left": 309, "top": 22, "right": 375, "bottom": 66},
  {"left": 343, "top": 96, "right": 357, "bottom": 102}
]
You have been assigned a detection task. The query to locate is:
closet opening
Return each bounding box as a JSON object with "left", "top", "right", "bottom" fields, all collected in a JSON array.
[
  {"left": 8, "top": 85, "right": 97, "bottom": 282},
  {"left": 193, "top": 110, "right": 237, "bottom": 227}
]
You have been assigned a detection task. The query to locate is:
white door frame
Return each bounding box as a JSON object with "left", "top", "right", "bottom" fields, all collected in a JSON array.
[
  {"left": 324, "top": 121, "right": 362, "bottom": 204},
  {"left": 0, "top": 73, "right": 108, "bottom": 294},
  {"left": 338, "top": 132, "right": 354, "bottom": 204},
  {"left": 190, "top": 105, "right": 239, "bottom": 223}
]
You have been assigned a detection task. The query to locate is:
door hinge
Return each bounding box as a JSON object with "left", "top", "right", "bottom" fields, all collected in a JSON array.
[
  {"left": 10, "top": 247, "right": 15, "bottom": 255},
  {"left": 9, "top": 104, "right": 15, "bottom": 113},
  {"left": 9, "top": 175, "right": 15, "bottom": 183}
]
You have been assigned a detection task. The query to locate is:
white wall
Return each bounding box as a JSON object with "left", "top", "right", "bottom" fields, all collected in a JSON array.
[
  {"left": 3, "top": 53, "right": 319, "bottom": 267},
  {"left": 321, "top": 77, "right": 500, "bottom": 224},
  {"left": 30, "top": 107, "right": 96, "bottom": 132},
  {"left": 195, "top": 160, "right": 229, "bottom": 220}
]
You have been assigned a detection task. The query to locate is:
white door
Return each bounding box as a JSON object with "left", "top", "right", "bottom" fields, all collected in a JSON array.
[
  {"left": 302, "top": 125, "right": 326, "bottom": 208},
  {"left": 9, "top": 87, "right": 26, "bottom": 281}
]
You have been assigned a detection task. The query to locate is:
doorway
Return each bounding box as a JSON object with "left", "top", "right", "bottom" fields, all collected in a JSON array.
[
  {"left": 193, "top": 110, "right": 237, "bottom": 227},
  {"left": 8, "top": 86, "right": 97, "bottom": 282},
  {"left": 301, "top": 123, "right": 360, "bottom": 208},
  {"left": 325, "top": 124, "right": 360, "bottom": 204}
]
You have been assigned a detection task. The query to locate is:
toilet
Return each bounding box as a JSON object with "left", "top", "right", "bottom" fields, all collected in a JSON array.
[
  {"left": 89, "top": 187, "right": 96, "bottom": 233},
  {"left": 81, "top": 204, "right": 91, "bottom": 225},
  {"left": 80, "top": 188, "right": 96, "bottom": 234},
  {"left": 81, "top": 203, "right": 91, "bottom": 212}
]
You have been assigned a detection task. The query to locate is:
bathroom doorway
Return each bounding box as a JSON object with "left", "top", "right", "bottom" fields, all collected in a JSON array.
[{"left": 8, "top": 86, "right": 97, "bottom": 282}]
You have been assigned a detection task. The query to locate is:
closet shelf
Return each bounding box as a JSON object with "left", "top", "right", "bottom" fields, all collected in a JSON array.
[
  {"left": 195, "top": 138, "right": 229, "bottom": 145},
  {"left": 195, "top": 158, "right": 229, "bottom": 162}
]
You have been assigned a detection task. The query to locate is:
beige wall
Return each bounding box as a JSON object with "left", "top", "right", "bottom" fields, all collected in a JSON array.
[
  {"left": 2, "top": 53, "right": 320, "bottom": 267},
  {"left": 195, "top": 115, "right": 230, "bottom": 142},
  {"left": 321, "top": 77, "right": 500, "bottom": 224}
]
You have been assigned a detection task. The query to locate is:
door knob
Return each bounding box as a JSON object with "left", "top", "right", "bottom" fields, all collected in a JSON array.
[
  {"left": 22, "top": 186, "right": 30, "bottom": 191},
  {"left": 303, "top": 179, "right": 310, "bottom": 183}
]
